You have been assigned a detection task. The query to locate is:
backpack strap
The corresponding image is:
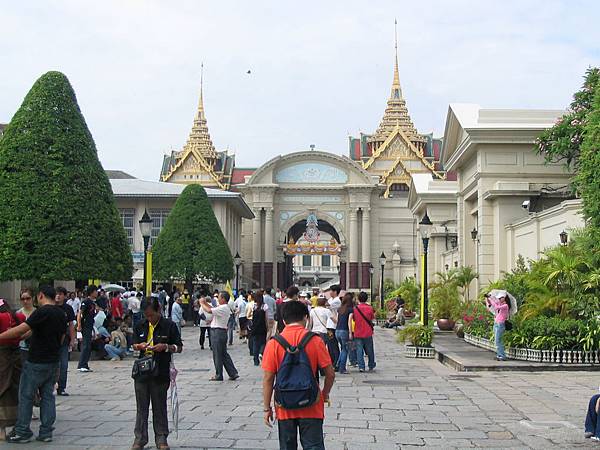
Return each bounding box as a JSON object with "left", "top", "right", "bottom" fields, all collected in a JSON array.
[
  {"left": 298, "top": 331, "right": 317, "bottom": 350},
  {"left": 273, "top": 332, "right": 317, "bottom": 354}
]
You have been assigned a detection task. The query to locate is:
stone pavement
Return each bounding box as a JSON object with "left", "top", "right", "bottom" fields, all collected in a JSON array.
[{"left": 0, "top": 326, "right": 598, "bottom": 449}]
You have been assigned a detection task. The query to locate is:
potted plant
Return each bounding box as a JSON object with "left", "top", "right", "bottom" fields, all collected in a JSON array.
[
  {"left": 430, "top": 282, "right": 461, "bottom": 331},
  {"left": 397, "top": 324, "right": 434, "bottom": 358}
]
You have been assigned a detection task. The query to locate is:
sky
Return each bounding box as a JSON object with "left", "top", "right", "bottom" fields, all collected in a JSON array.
[{"left": 1, "top": 1, "right": 599, "bottom": 180}]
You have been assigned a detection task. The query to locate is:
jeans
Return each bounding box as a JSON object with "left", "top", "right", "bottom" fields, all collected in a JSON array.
[
  {"left": 78, "top": 327, "right": 93, "bottom": 369},
  {"left": 199, "top": 326, "right": 211, "bottom": 348},
  {"left": 132, "top": 312, "right": 142, "bottom": 329},
  {"left": 585, "top": 394, "right": 600, "bottom": 438},
  {"left": 278, "top": 418, "right": 325, "bottom": 450},
  {"left": 335, "top": 330, "right": 350, "bottom": 372},
  {"left": 14, "top": 361, "right": 58, "bottom": 439},
  {"left": 210, "top": 328, "right": 238, "bottom": 379},
  {"left": 252, "top": 334, "right": 266, "bottom": 366},
  {"left": 105, "top": 344, "right": 126, "bottom": 359},
  {"left": 348, "top": 340, "right": 357, "bottom": 366},
  {"left": 325, "top": 329, "right": 339, "bottom": 370},
  {"left": 58, "top": 343, "right": 69, "bottom": 392},
  {"left": 355, "top": 336, "right": 376, "bottom": 370},
  {"left": 494, "top": 322, "right": 506, "bottom": 359},
  {"left": 134, "top": 378, "right": 170, "bottom": 446},
  {"left": 227, "top": 315, "right": 236, "bottom": 345}
]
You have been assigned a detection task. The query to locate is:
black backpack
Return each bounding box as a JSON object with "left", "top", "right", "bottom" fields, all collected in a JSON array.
[{"left": 273, "top": 332, "right": 320, "bottom": 410}]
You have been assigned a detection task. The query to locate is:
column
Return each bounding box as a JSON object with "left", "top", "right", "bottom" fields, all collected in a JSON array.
[
  {"left": 252, "top": 208, "right": 262, "bottom": 288},
  {"left": 360, "top": 208, "right": 371, "bottom": 289},
  {"left": 263, "top": 208, "right": 274, "bottom": 288},
  {"left": 348, "top": 208, "right": 359, "bottom": 289}
]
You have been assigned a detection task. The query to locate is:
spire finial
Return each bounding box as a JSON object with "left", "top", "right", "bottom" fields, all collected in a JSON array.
[
  {"left": 197, "top": 63, "right": 205, "bottom": 120},
  {"left": 392, "top": 19, "right": 401, "bottom": 95}
]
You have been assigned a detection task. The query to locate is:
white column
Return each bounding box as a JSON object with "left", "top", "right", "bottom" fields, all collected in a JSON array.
[
  {"left": 361, "top": 208, "right": 370, "bottom": 263},
  {"left": 264, "top": 208, "right": 274, "bottom": 262},
  {"left": 252, "top": 209, "right": 262, "bottom": 263},
  {"left": 349, "top": 208, "right": 358, "bottom": 262}
]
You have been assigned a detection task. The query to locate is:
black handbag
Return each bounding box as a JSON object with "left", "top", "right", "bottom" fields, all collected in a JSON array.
[{"left": 131, "top": 355, "right": 158, "bottom": 381}]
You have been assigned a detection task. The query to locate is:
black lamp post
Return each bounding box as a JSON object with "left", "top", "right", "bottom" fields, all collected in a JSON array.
[
  {"left": 379, "top": 252, "right": 386, "bottom": 310},
  {"left": 419, "top": 212, "right": 433, "bottom": 326},
  {"left": 560, "top": 230, "right": 568, "bottom": 246},
  {"left": 138, "top": 209, "right": 152, "bottom": 297},
  {"left": 234, "top": 252, "right": 242, "bottom": 294},
  {"left": 369, "top": 264, "right": 374, "bottom": 302}
]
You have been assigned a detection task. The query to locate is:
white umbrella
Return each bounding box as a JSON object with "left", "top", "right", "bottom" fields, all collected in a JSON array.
[
  {"left": 103, "top": 283, "right": 127, "bottom": 293},
  {"left": 169, "top": 362, "right": 179, "bottom": 439},
  {"left": 488, "top": 289, "right": 518, "bottom": 318}
]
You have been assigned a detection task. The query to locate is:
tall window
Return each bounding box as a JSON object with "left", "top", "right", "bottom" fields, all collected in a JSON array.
[
  {"left": 149, "top": 209, "right": 170, "bottom": 245},
  {"left": 119, "top": 208, "right": 135, "bottom": 247},
  {"left": 302, "top": 255, "right": 312, "bottom": 267},
  {"left": 321, "top": 255, "right": 331, "bottom": 267}
]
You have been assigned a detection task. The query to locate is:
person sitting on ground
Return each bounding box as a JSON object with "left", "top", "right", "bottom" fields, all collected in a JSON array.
[
  {"left": 585, "top": 393, "right": 600, "bottom": 441},
  {"left": 384, "top": 299, "right": 406, "bottom": 328},
  {"left": 104, "top": 319, "right": 128, "bottom": 361}
]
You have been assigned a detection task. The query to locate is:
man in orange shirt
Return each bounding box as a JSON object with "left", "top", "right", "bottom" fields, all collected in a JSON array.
[{"left": 262, "top": 301, "right": 335, "bottom": 450}]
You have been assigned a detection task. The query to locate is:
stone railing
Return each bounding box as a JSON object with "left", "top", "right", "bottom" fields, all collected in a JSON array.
[
  {"left": 464, "top": 333, "right": 599, "bottom": 364},
  {"left": 403, "top": 345, "right": 436, "bottom": 359}
]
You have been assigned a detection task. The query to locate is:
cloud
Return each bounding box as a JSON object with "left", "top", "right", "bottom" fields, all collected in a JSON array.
[{"left": 0, "top": 0, "right": 598, "bottom": 179}]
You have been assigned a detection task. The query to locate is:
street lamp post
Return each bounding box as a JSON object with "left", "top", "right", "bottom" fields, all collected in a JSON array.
[
  {"left": 138, "top": 209, "right": 153, "bottom": 298},
  {"left": 234, "top": 252, "right": 242, "bottom": 295},
  {"left": 369, "top": 264, "right": 374, "bottom": 302},
  {"left": 379, "top": 252, "right": 386, "bottom": 310},
  {"left": 419, "top": 212, "right": 433, "bottom": 326}
]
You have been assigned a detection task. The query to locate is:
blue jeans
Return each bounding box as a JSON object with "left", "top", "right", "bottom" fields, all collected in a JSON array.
[
  {"left": 58, "top": 343, "right": 69, "bottom": 392},
  {"left": 586, "top": 394, "right": 600, "bottom": 438},
  {"left": 335, "top": 330, "right": 350, "bottom": 372},
  {"left": 348, "top": 341, "right": 357, "bottom": 366},
  {"left": 278, "top": 418, "right": 324, "bottom": 450},
  {"left": 14, "top": 361, "right": 58, "bottom": 439},
  {"left": 227, "top": 315, "right": 236, "bottom": 345},
  {"left": 355, "top": 336, "right": 376, "bottom": 370},
  {"left": 78, "top": 327, "right": 93, "bottom": 369},
  {"left": 105, "top": 344, "right": 126, "bottom": 359},
  {"left": 494, "top": 322, "right": 506, "bottom": 359}
]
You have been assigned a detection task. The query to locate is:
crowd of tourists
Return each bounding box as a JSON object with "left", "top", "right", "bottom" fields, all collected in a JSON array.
[{"left": 0, "top": 280, "right": 377, "bottom": 449}]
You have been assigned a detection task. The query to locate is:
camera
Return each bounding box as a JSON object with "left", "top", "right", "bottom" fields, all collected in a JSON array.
[{"left": 521, "top": 200, "right": 530, "bottom": 210}]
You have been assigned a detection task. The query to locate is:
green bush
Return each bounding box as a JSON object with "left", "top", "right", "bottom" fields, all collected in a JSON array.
[
  {"left": 430, "top": 282, "right": 461, "bottom": 320},
  {"left": 386, "top": 276, "right": 420, "bottom": 312},
  {"left": 397, "top": 324, "right": 433, "bottom": 347}
]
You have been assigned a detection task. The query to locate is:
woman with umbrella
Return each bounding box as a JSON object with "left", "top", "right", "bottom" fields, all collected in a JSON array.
[{"left": 485, "top": 290, "right": 515, "bottom": 361}]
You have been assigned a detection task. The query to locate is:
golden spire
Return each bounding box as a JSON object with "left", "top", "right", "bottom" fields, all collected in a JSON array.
[
  {"left": 371, "top": 20, "right": 422, "bottom": 143},
  {"left": 185, "top": 63, "right": 217, "bottom": 160},
  {"left": 392, "top": 18, "right": 401, "bottom": 98},
  {"left": 197, "top": 63, "right": 205, "bottom": 121}
]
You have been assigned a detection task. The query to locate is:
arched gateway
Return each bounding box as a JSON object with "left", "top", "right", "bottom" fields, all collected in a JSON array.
[{"left": 237, "top": 150, "right": 418, "bottom": 291}]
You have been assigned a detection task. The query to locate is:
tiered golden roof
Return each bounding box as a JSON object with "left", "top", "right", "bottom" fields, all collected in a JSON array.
[
  {"left": 161, "top": 66, "right": 228, "bottom": 190},
  {"left": 361, "top": 24, "right": 443, "bottom": 197}
]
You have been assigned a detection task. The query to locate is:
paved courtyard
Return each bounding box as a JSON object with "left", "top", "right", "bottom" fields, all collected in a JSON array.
[{"left": 1, "top": 327, "right": 597, "bottom": 449}]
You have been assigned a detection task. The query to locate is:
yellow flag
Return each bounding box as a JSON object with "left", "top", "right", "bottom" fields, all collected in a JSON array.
[{"left": 225, "top": 280, "right": 233, "bottom": 297}]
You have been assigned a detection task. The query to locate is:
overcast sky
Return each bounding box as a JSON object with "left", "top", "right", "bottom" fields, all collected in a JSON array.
[{"left": 1, "top": 1, "right": 599, "bottom": 180}]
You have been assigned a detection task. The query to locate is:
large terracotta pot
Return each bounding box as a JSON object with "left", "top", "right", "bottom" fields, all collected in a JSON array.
[{"left": 437, "top": 318, "right": 455, "bottom": 331}]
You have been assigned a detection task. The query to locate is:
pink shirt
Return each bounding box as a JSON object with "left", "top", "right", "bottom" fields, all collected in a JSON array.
[{"left": 490, "top": 298, "right": 509, "bottom": 324}]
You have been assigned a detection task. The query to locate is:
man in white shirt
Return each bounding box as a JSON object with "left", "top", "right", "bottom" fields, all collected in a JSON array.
[
  {"left": 200, "top": 292, "right": 239, "bottom": 381},
  {"left": 325, "top": 285, "right": 341, "bottom": 370},
  {"left": 67, "top": 293, "right": 81, "bottom": 316},
  {"left": 235, "top": 292, "right": 248, "bottom": 339}
]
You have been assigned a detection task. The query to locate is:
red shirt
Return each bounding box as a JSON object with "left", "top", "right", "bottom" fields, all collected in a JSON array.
[
  {"left": 111, "top": 297, "right": 123, "bottom": 319},
  {"left": 262, "top": 324, "right": 332, "bottom": 420},
  {"left": 0, "top": 311, "right": 26, "bottom": 347},
  {"left": 353, "top": 303, "right": 374, "bottom": 338}
]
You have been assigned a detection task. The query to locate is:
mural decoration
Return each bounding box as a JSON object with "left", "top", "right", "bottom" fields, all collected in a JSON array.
[
  {"left": 275, "top": 162, "right": 348, "bottom": 184},
  {"left": 285, "top": 213, "right": 341, "bottom": 255}
]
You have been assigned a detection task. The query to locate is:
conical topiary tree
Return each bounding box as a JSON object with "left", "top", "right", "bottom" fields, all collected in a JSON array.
[
  {"left": 0, "top": 71, "right": 133, "bottom": 282},
  {"left": 152, "top": 184, "right": 234, "bottom": 290}
]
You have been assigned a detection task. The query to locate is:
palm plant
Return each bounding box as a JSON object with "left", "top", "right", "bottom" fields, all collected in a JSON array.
[{"left": 454, "top": 266, "right": 478, "bottom": 302}]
